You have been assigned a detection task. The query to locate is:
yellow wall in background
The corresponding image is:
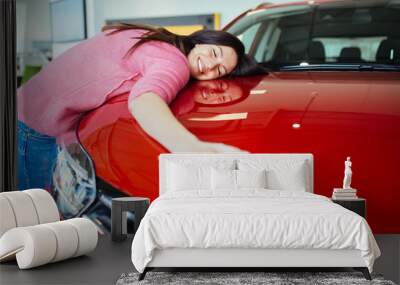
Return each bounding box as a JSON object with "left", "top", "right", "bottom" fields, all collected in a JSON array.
[
  {"left": 214, "top": 13, "right": 221, "bottom": 30},
  {"left": 164, "top": 25, "right": 204, "bottom": 35},
  {"left": 164, "top": 13, "right": 221, "bottom": 35}
]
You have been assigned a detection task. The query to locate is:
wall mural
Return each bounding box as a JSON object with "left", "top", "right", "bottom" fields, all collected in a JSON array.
[{"left": 16, "top": 0, "right": 400, "bottom": 235}]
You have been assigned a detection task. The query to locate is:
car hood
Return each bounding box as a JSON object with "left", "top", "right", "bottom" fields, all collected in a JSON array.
[{"left": 78, "top": 71, "right": 400, "bottom": 233}]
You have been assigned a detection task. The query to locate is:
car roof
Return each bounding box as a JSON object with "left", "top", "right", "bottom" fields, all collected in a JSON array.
[
  {"left": 223, "top": 0, "right": 397, "bottom": 31},
  {"left": 247, "top": 0, "right": 394, "bottom": 10}
]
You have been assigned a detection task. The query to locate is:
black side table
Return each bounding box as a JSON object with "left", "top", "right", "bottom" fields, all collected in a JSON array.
[
  {"left": 332, "top": 198, "right": 366, "bottom": 218},
  {"left": 111, "top": 197, "right": 150, "bottom": 242}
]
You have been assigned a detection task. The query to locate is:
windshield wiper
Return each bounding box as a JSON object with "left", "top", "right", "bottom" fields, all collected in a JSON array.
[{"left": 279, "top": 64, "right": 400, "bottom": 72}]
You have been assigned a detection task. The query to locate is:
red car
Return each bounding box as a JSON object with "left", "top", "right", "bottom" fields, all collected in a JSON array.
[{"left": 76, "top": 0, "right": 400, "bottom": 233}]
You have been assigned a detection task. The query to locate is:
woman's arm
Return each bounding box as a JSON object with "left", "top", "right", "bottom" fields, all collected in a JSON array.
[{"left": 128, "top": 92, "right": 246, "bottom": 153}]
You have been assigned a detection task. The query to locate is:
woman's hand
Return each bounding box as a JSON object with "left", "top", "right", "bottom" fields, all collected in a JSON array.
[{"left": 129, "top": 92, "right": 248, "bottom": 154}]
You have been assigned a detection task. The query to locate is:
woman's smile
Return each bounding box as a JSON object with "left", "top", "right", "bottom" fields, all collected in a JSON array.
[{"left": 188, "top": 44, "right": 238, "bottom": 80}]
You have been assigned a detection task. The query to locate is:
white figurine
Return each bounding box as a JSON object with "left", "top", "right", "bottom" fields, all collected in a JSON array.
[{"left": 343, "top": 156, "right": 352, "bottom": 189}]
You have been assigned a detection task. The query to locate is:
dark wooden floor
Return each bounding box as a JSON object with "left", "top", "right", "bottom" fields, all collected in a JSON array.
[
  {"left": 0, "top": 234, "right": 398, "bottom": 285},
  {"left": 0, "top": 232, "right": 134, "bottom": 285}
]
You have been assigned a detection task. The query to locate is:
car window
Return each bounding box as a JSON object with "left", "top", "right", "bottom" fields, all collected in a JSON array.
[
  {"left": 313, "top": 37, "right": 386, "bottom": 62},
  {"left": 237, "top": 22, "right": 262, "bottom": 53},
  {"left": 230, "top": 5, "right": 312, "bottom": 64},
  {"left": 227, "top": 2, "right": 400, "bottom": 69}
]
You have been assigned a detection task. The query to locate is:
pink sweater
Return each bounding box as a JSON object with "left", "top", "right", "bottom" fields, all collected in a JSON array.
[{"left": 17, "top": 29, "right": 190, "bottom": 144}]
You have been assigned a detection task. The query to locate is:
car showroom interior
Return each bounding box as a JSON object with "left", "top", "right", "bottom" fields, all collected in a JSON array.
[{"left": 0, "top": 0, "right": 399, "bottom": 284}]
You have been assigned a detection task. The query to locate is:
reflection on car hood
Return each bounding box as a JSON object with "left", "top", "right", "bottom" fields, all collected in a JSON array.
[{"left": 78, "top": 71, "right": 400, "bottom": 233}]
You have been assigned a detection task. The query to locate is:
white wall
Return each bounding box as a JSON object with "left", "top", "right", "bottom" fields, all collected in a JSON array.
[
  {"left": 88, "top": 0, "right": 298, "bottom": 37},
  {"left": 17, "top": 0, "right": 299, "bottom": 54},
  {"left": 17, "top": 0, "right": 51, "bottom": 54},
  {"left": 16, "top": 1, "right": 26, "bottom": 54}
]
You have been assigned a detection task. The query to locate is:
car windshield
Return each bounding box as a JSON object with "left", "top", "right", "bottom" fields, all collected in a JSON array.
[{"left": 227, "top": 1, "right": 400, "bottom": 70}]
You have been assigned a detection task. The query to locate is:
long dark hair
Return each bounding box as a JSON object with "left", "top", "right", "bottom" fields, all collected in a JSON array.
[{"left": 102, "top": 23, "right": 268, "bottom": 77}]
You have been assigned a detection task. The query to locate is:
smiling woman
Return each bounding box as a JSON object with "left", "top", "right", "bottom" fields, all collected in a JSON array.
[
  {"left": 16, "top": 22, "right": 267, "bottom": 191},
  {"left": 187, "top": 44, "right": 238, "bottom": 80},
  {"left": 101, "top": 23, "right": 268, "bottom": 153},
  {"left": 103, "top": 23, "right": 267, "bottom": 78}
]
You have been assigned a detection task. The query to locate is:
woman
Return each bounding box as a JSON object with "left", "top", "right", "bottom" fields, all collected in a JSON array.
[{"left": 17, "top": 23, "right": 267, "bottom": 190}]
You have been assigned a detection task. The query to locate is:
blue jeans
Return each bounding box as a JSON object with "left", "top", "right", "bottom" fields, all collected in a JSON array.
[
  {"left": 17, "top": 120, "right": 98, "bottom": 219},
  {"left": 17, "top": 121, "right": 57, "bottom": 191}
]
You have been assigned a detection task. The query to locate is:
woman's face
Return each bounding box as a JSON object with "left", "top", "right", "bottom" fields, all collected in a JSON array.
[{"left": 187, "top": 44, "right": 238, "bottom": 80}]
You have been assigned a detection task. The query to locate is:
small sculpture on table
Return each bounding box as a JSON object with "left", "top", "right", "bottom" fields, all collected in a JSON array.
[
  {"left": 343, "top": 156, "right": 352, "bottom": 189},
  {"left": 332, "top": 156, "right": 358, "bottom": 199}
]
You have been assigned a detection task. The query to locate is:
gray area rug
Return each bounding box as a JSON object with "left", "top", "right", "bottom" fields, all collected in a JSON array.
[{"left": 116, "top": 271, "right": 396, "bottom": 285}]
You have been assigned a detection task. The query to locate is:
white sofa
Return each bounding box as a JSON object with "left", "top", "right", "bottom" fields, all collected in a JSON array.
[{"left": 0, "top": 189, "right": 98, "bottom": 269}]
